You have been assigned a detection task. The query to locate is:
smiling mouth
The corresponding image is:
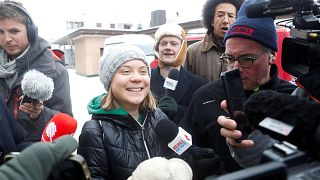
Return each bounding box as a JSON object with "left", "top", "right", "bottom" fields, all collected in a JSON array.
[{"left": 127, "top": 88, "right": 143, "bottom": 92}]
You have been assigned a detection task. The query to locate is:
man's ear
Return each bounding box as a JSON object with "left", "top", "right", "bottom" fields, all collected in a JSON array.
[{"left": 269, "top": 52, "right": 276, "bottom": 64}]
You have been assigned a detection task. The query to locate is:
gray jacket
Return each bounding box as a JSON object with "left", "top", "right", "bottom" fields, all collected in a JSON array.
[{"left": 0, "top": 37, "right": 73, "bottom": 142}]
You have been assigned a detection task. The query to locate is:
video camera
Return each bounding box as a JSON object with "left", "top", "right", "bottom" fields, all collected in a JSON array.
[{"left": 243, "top": 0, "right": 320, "bottom": 78}]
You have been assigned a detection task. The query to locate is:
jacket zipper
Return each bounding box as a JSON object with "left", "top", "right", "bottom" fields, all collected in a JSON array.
[{"left": 132, "top": 114, "right": 151, "bottom": 159}]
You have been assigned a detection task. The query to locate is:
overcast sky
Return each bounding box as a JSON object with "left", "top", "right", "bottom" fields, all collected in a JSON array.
[{"left": 14, "top": 0, "right": 207, "bottom": 41}]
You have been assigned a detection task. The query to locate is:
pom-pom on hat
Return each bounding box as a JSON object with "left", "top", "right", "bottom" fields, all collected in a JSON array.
[
  {"left": 224, "top": 0, "right": 278, "bottom": 52},
  {"left": 99, "top": 44, "right": 150, "bottom": 91},
  {"left": 154, "top": 23, "right": 187, "bottom": 67}
]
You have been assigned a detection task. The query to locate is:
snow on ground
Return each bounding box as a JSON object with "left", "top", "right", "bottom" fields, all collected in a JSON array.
[{"left": 67, "top": 69, "right": 105, "bottom": 141}]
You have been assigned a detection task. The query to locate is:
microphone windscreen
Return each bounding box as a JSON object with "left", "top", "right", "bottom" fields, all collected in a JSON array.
[
  {"left": 129, "top": 157, "right": 193, "bottom": 180},
  {"left": 168, "top": 68, "right": 180, "bottom": 81},
  {"left": 41, "top": 113, "right": 77, "bottom": 142},
  {"left": 21, "top": 69, "right": 54, "bottom": 101},
  {"left": 244, "top": 90, "right": 320, "bottom": 151},
  {"left": 155, "top": 119, "right": 179, "bottom": 143}
]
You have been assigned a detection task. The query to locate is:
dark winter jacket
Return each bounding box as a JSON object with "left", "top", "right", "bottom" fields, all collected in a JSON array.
[
  {"left": 179, "top": 65, "right": 296, "bottom": 173},
  {"left": 77, "top": 94, "right": 168, "bottom": 180},
  {"left": 151, "top": 66, "right": 206, "bottom": 124},
  {"left": 0, "top": 37, "right": 73, "bottom": 142},
  {"left": 0, "top": 96, "right": 29, "bottom": 165}
]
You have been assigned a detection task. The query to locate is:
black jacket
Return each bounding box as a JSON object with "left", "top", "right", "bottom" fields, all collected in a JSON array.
[
  {"left": 179, "top": 65, "right": 297, "bottom": 173},
  {"left": 151, "top": 66, "right": 206, "bottom": 124},
  {"left": 77, "top": 108, "right": 169, "bottom": 180},
  {"left": 0, "top": 96, "right": 29, "bottom": 165}
]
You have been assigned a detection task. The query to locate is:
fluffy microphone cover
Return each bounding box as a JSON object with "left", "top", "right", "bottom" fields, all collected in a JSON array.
[
  {"left": 128, "top": 157, "right": 193, "bottom": 180},
  {"left": 21, "top": 69, "right": 54, "bottom": 101}
]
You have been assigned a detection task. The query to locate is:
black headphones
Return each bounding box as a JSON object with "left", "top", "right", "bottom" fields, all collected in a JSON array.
[{"left": 3, "top": 1, "right": 38, "bottom": 45}]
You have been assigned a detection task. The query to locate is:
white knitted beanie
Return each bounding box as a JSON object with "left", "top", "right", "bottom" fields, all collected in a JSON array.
[
  {"left": 154, "top": 23, "right": 187, "bottom": 67},
  {"left": 99, "top": 44, "right": 150, "bottom": 91}
]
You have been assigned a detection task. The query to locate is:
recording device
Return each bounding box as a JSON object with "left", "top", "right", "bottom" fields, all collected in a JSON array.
[
  {"left": 41, "top": 113, "right": 78, "bottom": 142},
  {"left": 245, "top": 0, "right": 320, "bottom": 73},
  {"left": 243, "top": 90, "right": 320, "bottom": 154},
  {"left": 221, "top": 69, "right": 245, "bottom": 119},
  {"left": 221, "top": 69, "right": 248, "bottom": 141},
  {"left": 155, "top": 119, "right": 192, "bottom": 155},
  {"left": 163, "top": 68, "right": 180, "bottom": 96},
  {"left": 207, "top": 90, "right": 320, "bottom": 179},
  {"left": 21, "top": 69, "right": 54, "bottom": 104}
]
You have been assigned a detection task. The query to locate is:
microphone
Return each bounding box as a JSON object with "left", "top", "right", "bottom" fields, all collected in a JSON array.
[
  {"left": 21, "top": 69, "right": 54, "bottom": 103},
  {"left": 155, "top": 119, "right": 192, "bottom": 155},
  {"left": 243, "top": 90, "right": 320, "bottom": 153},
  {"left": 128, "top": 157, "right": 193, "bottom": 180},
  {"left": 163, "top": 68, "right": 180, "bottom": 96},
  {"left": 245, "top": 0, "right": 297, "bottom": 18},
  {"left": 41, "top": 113, "right": 78, "bottom": 142},
  {"left": 155, "top": 119, "right": 226, "bottom": 177}
]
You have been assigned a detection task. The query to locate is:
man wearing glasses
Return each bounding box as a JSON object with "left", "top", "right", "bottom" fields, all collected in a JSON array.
[{"left": 179, "top": 0, "right": 296, "bottom": 174}]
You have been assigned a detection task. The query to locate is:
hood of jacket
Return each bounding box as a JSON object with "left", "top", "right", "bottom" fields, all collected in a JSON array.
[{"left": 16, "top": 37, "right": 57, "bottom": 78}]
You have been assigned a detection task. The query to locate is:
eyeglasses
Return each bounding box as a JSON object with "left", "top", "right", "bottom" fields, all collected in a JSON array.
[{"left": 220, "top": 52, "right": 266, "bottom": 68}]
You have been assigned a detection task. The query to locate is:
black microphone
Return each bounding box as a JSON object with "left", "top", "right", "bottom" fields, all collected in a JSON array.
[
  {"left": 156, "top": 119, "right": 192, "bottom": 155},
  {"left": 245, "top": 0, "right": 297, "bottom": 18},
  {"left": 155, "top": 119, "right": 226, "bottom": 177},
  {"left": 21, "top": 69, "right": 54, "bottom": 103},
  {"left": 244, "top": 90, "right": 320, "bottom": 153},
  {"left": 163, "top": 68, "right": 180, "bottom": 96}
]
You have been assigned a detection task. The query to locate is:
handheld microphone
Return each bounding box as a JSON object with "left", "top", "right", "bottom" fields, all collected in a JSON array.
[
  {"left": 244, "top": 90, "right": 320, "bottom": 153},
  {"left": 163, "top": 68, "right": 180, "bottom": 96},
  {"left": 41, "top": 113, "right": 78, "bottom": 142},
  {"left": 21, "top": 69, "right": 54, "bottom": 103},
  {"left": 155, "top": 119, "right": 192, "bottom": 155}
]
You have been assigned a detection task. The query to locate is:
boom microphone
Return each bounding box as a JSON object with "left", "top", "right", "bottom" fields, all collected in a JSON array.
[
  {"left": 243, "top": 90, "right": 320, "bottom": 153},
  {"left": 41, "top": 113, "right": 77, "bottom": 142},
  {"left": 21, "top": 69, "right": 54, "bottom": 103},
  {"left": 163, "top": 68, "right": 180, "bottom": 96}
]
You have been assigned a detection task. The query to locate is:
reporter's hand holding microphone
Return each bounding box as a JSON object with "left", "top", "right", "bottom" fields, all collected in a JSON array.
[
  {"left": 19, "top": 69, "right": 54, "bottom": 119},
  {"left": 158, "top": 68, "right": 179, "bottom": 120},
  {"left": 158, "top": 95, "right": 178, "bottom": 120}
]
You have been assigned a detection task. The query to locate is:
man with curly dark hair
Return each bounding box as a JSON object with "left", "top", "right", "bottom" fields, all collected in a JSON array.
[{"left": 184, "top": 0, "right": 244, "bottom": 82}]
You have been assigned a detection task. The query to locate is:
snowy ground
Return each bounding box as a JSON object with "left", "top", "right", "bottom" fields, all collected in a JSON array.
[{"left": 67, "top": 69, "right": 105, "bottom": 141}]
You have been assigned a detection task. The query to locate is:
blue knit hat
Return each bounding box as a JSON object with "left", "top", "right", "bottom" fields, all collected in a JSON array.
[{"left": 224, "top": 0, "right": 278, "bottom": 52}]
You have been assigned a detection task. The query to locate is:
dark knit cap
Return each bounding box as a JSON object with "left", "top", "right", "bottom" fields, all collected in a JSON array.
[{"left": 224, "top": 0, "right": 278, "bottom": 52}]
